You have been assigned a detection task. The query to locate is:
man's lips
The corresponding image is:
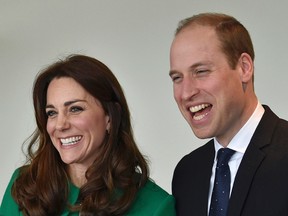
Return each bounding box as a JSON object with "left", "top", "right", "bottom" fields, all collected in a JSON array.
[{"left": 189, "top": 103, "right": 212, "bottom": 120}]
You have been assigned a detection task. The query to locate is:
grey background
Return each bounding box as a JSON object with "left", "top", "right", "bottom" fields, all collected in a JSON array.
[{"left": 1, "top": 0, "right": 288, "bottom": 203}]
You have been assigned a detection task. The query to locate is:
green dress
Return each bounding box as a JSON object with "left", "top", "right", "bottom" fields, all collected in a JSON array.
[{"left": 0, "top": 169, "right": 176, "bottom": 216}]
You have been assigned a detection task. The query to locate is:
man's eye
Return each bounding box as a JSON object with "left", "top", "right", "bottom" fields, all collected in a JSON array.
[
  {"left": 172, "top": 76, "right": 179, "bottom": 82},
  {"left": 46, "top": 110, "right": 57, "bottom": 117},
  {"left": 170, "top": 75, "right": 182, "bottom": 83},
  {"left": 70, "top": 106, "right": 83, "bottom": 113},
  {"left": 196, "top": 69, "right": 208, "bottom": 74}
]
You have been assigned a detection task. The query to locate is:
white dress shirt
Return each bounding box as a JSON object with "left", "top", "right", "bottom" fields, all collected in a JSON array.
[{"left": 207, "top": 102, "right": 265, "bottom": 213}]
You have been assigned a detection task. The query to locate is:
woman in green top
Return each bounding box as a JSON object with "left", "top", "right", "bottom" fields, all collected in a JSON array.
[{"left": 0, "top": 55, "right": 175, "bottom": 216}]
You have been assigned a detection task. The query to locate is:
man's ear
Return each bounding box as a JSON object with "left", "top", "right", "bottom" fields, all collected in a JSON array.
[{"left": 239, "top": 53, "right": 254, "bottom": 83}]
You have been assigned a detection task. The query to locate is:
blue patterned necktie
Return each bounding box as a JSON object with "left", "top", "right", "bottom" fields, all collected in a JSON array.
[{"left": 209, "top": 148, "right": 235, "bottom": 216}]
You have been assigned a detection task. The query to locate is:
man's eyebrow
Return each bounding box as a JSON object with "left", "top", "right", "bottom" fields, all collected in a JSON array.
[
  {"left": 169, "top": 70, "right": 179, "bottom": 77},
  {"left": 189, "top": 62, "right": 212, "bottom": 70},
  {"left": 169, "top": 61, "right": 212, "bottom": 76}
]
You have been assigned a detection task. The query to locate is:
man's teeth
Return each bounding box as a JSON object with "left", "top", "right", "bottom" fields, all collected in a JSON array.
[
  {"left": 193, "top": 112, "right": 208, "bottom": 120},
  {"left": 60, "top": 136, "right": 82, "bottom": 145},
  {"left": 189, "top": 104, "right": 210, "bottom": 113}
]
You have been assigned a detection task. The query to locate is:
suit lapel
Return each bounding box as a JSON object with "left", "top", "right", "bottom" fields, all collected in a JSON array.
[
  {"left": 228, "top": 142, "right": 265, "bottom": 216},
  {"left": 197, "top": 141, "right": 216, "bottom": 215},
  {"left": 228, "top": 105, "right": 279, "bottom": 216}
]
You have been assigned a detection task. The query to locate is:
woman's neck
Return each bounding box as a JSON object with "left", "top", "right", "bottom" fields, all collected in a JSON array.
[{"left": 68, "top": 164, "right": 87, "bottom": 187}]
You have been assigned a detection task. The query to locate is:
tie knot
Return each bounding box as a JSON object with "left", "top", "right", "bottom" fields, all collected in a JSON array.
[{"left": 217, "top": 148, "right": 235, "bottom": 166}]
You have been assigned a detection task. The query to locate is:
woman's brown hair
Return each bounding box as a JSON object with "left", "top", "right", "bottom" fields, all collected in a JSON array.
[{"left": 12, "top": 54, "right": 149, "bottom": 215}]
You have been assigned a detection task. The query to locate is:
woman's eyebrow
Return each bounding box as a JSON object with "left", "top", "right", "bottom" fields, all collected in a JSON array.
[{"left": 45, "top": 99, "right": 86, "bottom": 109}]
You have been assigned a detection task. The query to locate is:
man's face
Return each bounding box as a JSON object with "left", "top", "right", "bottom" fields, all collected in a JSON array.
[{"left": 169, "top": 25, "right": 249, "bottom": 146}]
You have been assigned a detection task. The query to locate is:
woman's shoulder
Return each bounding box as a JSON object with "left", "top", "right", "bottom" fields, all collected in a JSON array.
[
  {"left": 0, "top": 167, "right": 24, "bottom": 216},
  {"left": 4, "top": 167, "right": 23, "bottom": 190},
  {"left": 138, "top": 179, "right": 171, "bottom": 199},
  {"left": 10, "top": 167, "right": 21, "bottom": 179},
  {"left": 126, "top": 179, "right": 176, "bottom": 215}
]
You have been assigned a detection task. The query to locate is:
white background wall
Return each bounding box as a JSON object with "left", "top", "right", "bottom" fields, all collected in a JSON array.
[{"left": 1, "top": 0, "right": 288, "bottom": 203}]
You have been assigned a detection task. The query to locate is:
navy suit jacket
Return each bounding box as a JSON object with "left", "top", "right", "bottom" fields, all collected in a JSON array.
[{"left": 172, "top": 105, "right": 288, "bottom": 216}]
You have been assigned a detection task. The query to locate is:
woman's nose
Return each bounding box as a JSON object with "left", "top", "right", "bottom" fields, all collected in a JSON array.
[{"left": 55, "top": 114, "right": 70, "bottom": 131}]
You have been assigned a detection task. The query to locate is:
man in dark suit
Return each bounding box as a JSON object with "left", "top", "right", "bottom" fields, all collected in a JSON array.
[{"left": 169, "top": 13, "right": 288, "bottom": 216}]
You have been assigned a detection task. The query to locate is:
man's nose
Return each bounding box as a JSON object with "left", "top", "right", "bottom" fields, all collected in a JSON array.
[{"left": 181, "top": 77, "right": 200, "bottom": 101}]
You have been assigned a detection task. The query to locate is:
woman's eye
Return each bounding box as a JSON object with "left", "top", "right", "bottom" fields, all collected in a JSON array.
[
  {"left": 70, "top": 106, "right": 83, "bottom": 113},
  {"left": 46, "top": 110, "right": 57, "bottom": 118}
]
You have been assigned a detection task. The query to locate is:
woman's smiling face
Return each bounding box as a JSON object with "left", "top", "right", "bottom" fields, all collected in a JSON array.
[{"left": 46, "top": 77, "right": 110, "bottom": 169}]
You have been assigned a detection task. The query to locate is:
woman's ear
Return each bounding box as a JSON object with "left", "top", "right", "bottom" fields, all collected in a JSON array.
[
  {"left": 239, "top": 52, "right": 254, "bottom": 83},
  {"left": 106, "top": 116, "right": 111, "bottom": 133}
]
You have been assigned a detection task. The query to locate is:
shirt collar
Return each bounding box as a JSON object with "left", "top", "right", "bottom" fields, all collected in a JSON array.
[{"left": 214, "top": 101, "right": 265, "bottom": 154}]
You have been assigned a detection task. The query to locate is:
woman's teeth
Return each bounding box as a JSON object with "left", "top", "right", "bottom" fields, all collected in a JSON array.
[{"left": 60, "top": 136, "right": 82, "bottom": 146}]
